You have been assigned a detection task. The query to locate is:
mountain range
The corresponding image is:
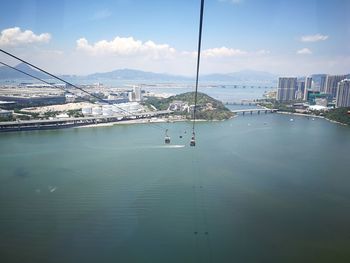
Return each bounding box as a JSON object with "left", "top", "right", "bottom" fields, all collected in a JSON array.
[
  {"left": 0, "top": 63, "right": 278, "bottom": 84},
  {"left": 0, "top": 63, "right": 49, "bottom": 80}
]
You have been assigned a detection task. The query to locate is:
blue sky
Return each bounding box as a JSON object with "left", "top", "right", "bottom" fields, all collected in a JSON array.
[{"left": 0, "top": 0, "right": 349, "bottom": 75}]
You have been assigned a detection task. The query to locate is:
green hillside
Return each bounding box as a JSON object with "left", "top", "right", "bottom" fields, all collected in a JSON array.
[
  {"left": 324, "top": 107, "right": 350, "bottom": 125},
  {"left": 144, "top": 92, "right": 234, "bottom": 120}
]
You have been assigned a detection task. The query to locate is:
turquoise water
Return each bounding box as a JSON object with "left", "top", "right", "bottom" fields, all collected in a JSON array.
[{"left": 0, "top": 114, "right": 350, "bottom": 263}]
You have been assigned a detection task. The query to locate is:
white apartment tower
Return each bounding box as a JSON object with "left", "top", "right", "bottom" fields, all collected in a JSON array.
[
  {"left": 336, "top": 79, "right": 350, "bottom": 108},
  {"left": 325, "top": 75, "right": 347, "bottom": 98},
  {"left": 133, "top": 86, "right": 142, "bottom": 102},
  {"left": 303, "top": 76, "right": 312, "bottom": 101}
]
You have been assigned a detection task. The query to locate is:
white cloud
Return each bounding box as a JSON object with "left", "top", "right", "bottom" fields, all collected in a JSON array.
[
  {"left": 76, "top": 36, "right": 176, "bottom": 59},
  {"left": 300, "top": 34, "right": 329, "bottom": 42},
  {"left": 297, "top": 48, "right": 312, "bottom": 55},
  {"left": 0, "top": 27, "right": 51, "bottom": 47}
]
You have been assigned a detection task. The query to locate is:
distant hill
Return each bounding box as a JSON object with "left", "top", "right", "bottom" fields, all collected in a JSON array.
[
  {"left": 201, "top": 70, "right": 277, "bottom": 83},
  {"left": 0, "top": 63, "right": 277, "bottom": 84},
  {"left": 82, "top": 69, "right": 277, "bottom": 84},
  {"left": 0, "top": 63, "right": 48, "bottom": 80},
  {"left": 83, "top": 68, "right": 277, "bottom": 84},
  {"left": 85, "top": 68, "right": 190, "bottom": 81}
]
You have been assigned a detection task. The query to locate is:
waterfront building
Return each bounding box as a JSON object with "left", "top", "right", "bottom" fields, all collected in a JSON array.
[
  {"left": 276, "top": 77, "right": 297, "bottom": 102},
  {"left": 0, "top": 109, "right": 13, "bottom": 118},
  {"left": 303, "top": 77, "right": 312, "bottom": 101},
  {"left": 295, "top": 90, "right": 303, "bottom": 100},
  {"left": 308, "top": 105, "right": 328, "bottom": 111},
  {"left": 128, "top": 86, "right": 143, "bottom": 102},
  {"left": 305, "top": 90, "right": 320, "bottom": 103},
  {"left": 296, "top": 80, "right": 305, "bottom": 100},
  {"left": 315, "top": 98, "right": 328, "bottom": 107},
  {"left": 134, "top": 86, "right": 142, "bottom": 102},
  {"left": 325, "top": 75, "right": 347, "bottom": 98},
  {"left": 320, "top": 75, "right": 327, "bottom": 92},
  {"left": 310, "top": 74, "right": 327, "bottom": 92},
  {"left": 128, "top": 91, "right": 135, "bottom": 102},
  {"left": 336, "top": 79, "right": 350, "bottom": 108},
  {"left": 305, "top": 77, "right": 312, "bottom": 90}
]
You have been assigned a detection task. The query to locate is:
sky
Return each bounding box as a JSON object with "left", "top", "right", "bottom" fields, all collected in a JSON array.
[{"left": 0, "top": 0, "right": 349, "bottom": 76}]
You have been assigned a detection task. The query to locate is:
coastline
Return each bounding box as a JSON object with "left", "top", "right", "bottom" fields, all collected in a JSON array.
[
  {"left": 276, "top": 111, "right": 348, "bottom": 126},
  {"left": 75, "top": 117, "right": 211, "bottom": 129},
  {"left": 76, "top": 118, "right": 169, "bottom": 128}
]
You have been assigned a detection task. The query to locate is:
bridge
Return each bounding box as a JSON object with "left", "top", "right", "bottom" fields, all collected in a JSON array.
[
  {"left": 231, "top": 108, "right": 278, "bottom": 115},
  {"left": 0, "top": 110, "right": 172, "bottom": 132},
  {"left": 225, "top": 100, "right": 258, "bottom": 106}
]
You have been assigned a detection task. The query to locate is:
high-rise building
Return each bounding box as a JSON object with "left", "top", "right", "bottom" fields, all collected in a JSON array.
[
  {"left": 128, "top": 86, "right": 142, "bottom": 102},
  {"left": 296, "top": 80, "right": 305, "bottom": 100},
  {"left": 128, "top": 91, "right": 135, "bottom": 102},
  {"left": 311, "top": 74, "right": 327, "bottom": 92},
  {"left": 303, "top": 76, "right": 312, "bottom": 101},
  {"left": 325, "top": 75, "right": 347, "bottom": 98},
  {"left": 336, "top": 79, "right": 350, "bottom": 108},
  {"left": 276, "top": 77, "right": 297, "bottom": 101},
  {"left": 133, "top": 86, "right": 142, "bottom": 102},
  {"left": 319, "top": 75, "right": 327, "bottom": 92}
]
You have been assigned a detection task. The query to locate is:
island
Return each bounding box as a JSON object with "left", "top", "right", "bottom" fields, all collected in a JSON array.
[{"left": 144, "top": 92, "right": 234, "bottom": 120}]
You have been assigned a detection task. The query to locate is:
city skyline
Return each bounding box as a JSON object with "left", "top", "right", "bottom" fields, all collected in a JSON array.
[{"left": 0, "top": 0, "right": 349, "bottom": 76}]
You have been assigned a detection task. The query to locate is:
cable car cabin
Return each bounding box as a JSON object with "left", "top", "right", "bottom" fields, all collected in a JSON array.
[
  {"left": 190, "top": 134, "right": 196, "bottom": 147},
  {"left": 164, "top": 129, "right": 171, "bottom": 144},
  {"left": 165, "top": 136, "right": 171, "bottom": 144},
  {"left": 190, "top": 138, "right": 196, "bottom": 147}
]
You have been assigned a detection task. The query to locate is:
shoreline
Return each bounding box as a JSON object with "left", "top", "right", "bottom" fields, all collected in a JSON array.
[
  {"left": 75, "top": 117, "right": 211, "bottom": 129},
  {"left": 276, "top": 111, "right": 348, "bottom": 126}
]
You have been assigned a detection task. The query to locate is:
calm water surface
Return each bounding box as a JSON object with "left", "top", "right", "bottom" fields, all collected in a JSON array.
[{"left": 0, "top": 114, "right": 350, "bottom": 263}]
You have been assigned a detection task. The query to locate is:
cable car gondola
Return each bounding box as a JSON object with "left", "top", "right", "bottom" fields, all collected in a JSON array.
[
  {"left": 190, "top": 132, "right": 196, "bottom": 147},
  {"left": 165, "top": 129, "right": 171, "bottom": 144}
]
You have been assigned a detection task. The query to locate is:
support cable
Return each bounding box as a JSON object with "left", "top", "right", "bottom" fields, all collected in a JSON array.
[{"left": 191, "top": 0, "right": 205, "bottom": 138}]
